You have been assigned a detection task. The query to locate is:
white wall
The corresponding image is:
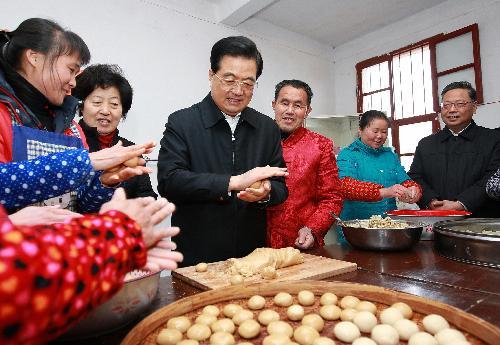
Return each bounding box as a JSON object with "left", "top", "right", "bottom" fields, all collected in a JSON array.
[{"left": 332, "top": 0, "right": 500, "bottom": 129}]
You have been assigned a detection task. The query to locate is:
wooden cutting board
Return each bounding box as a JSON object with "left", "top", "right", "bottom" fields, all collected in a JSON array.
[{"left": 172, "top": 253, "right": 357, "bottom": 290}]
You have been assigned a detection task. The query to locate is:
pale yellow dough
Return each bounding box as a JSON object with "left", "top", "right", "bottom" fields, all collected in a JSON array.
[
  {"left": 195, "top": 262, "right": 208, "bottom": 272},
  {"left": 210, "top": 331, "right": 235, "bottom": 345},
  {"left": 187, "top": 324, "right": 212, "bottom": 341},
  {"left": 301, "top": 314, "right": 324, "bottom": 332},
  {"left": 226, "top": 247, "right": 304, "bottom": 277},
  {"left": 233, "top": 309, "right": 254, "bottom": 325},
  {"left": 166, "top": 316, "right": 192, "bottom": 333},
  {"left": 203, "top": 305, "right": 220, "bottom": 317},
  {"left": 267, "top": 321, "right": 294, "bottom": 337},
  {"left": 156, "top": 328, "right": 183, "bottom": 345},
  {"left": 248, "top": 295, "right": 266, "bottom": 310},
  {"left": 223, "top": 304, "right": 243, "bottom": 318},
  {"left": 287, "top": 304, "right": 305, "bottom": 321},
  {"left": 293, "top": 325, "right": 320, "bottom": 345},
  {"left": 211, "top": 318, "right": 236, "bottom": 334},
  {"left": 238, "top": 319, "right": 261, "bottom": 339},
  {"left": 263, "top": 333, "right": 291, "bottom": 345},
  {"left": 319, "top": 305, "right": 341, "bottom": 320},
  {"left": 297, "top": 290, "right": 315, "bottom": 306},
  {"left": 319, "top": 292, "right": 338, "bottom": 306},
  {"left": 258, "top": 309, "right": 280, "bottom": 325},
  {"left": 274, "top": 292, "right": 294, "bottom": 307}
]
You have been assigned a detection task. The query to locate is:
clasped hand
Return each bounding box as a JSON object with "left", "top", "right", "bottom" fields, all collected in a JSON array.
[
  {"left": 380, "top": 184, "right": 421, "bottom": 204},
  {"left": 228, "top": 165, "right": 288, "bottom": 202}
]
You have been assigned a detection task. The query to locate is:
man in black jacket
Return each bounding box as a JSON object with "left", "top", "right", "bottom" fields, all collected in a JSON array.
[
  {"left": 408, "top": 81, "right": 500, "bottom": 217},
  {"left": 157, "top": 36, "right": 288, "bottom": 266}
]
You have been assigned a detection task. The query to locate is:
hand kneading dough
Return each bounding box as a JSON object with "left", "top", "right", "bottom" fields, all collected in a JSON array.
[
  {"left": 319, "top": 305, "right": 341, "bottom": 320},
  {"left": 263, "top": 333, "right": 291, "bottom": 345},
  {"left": 293, "top": 325, "right": 320, "bottom": 345},
  {"left": 435, "top": 328, "right": 466, "bottom": 344},
  {"left": 156, "top": 328, "right": 183, "bottom": 345},
  {"left": 187, "top": 324, "right": 212, "bottom": 341},
  {"left": 422, "top": 314, "right": 450, "bottom": 334},
  {"left": 370, "top": 324, "right": 399, "bottom": 345},
  {"left": 298, "top": 290, "right": 315, "bottom": 306},
  {"left": 408, "top": 332, "right": 438, "bottom": 345},
  {"left": 333, "top": 321, "right": 361, "bottom": 343},
  {"left": 274, "top": 292, "right": 294, "bottom": 307},
  {"left": 166, "top": 316, "right": 192, "bottom": 332},
  {"left": 319, "top": 292, "right": 338, "bottom": 306},
  {"left": 312, "top": 336, "right": 335, "bottom": 345},
  {"left": 258, "top": 309, "right": 280, "bottom": 325},
  {"left": 227, "top": 247, "right": 304, "bottom": 277},
  {"left": 267, "top": 321, "right": 294, "bottom": 337},
  {"left": 352, "top": 337, "right": 377, "bottom": 345},
  {"left": 210, "top": 331, "right": 235, "bottom": 345},
  {"left": 203, "top": 305, "right": 220, "bottom": 317},
  {"left": 287, "top": 304, "right": 305, "bottom": 321},
  {"left": 380, "top": 307, "right": 404, "bottom": 325},
  {"left": 355, "top": 301, "right": 377, "bottom": 314},
  {"left": 233, "top": 309, "right": 254, "bottom": 325},
  {"left": 352, "top": 311, "right": 377, "bottom": 333},
  {"left": 238, "top": 319, "right": 261, "bottom": 339},
  {"left": 393, "top": 319, "right": 419, "bottom": 341},
  {"left": 391, "top": 302, "right": 413, "bottom": 319},
  {"left": 301, "top": 314, "right": 324, "bottom": 332},
  {"left": 340, "top": 295, "right": 360, "bottom": 309},
  {"left": 248, "top": 295, "right": 266, "bottom": 310},
  {"left": 223, "top": 304, "right": 243, "bottom": 318},
  {"left": 211, "top": 318, "right": 236, "bottom": 334}
]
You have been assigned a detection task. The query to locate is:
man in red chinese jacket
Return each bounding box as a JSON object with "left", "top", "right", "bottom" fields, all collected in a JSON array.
[{"left": 267, "top": 80, "right": 343, "bottom": 249}]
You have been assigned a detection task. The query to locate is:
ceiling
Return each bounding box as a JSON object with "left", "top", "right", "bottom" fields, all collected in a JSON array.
[{"left": 206, "top": 0, "right": 449, "bottom": 47}]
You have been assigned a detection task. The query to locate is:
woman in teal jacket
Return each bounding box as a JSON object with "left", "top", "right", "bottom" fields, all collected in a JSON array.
[{"left": 337, "top": 111, "right": 422, "bottom": 234}]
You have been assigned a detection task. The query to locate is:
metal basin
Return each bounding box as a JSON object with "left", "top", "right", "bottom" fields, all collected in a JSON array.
[
  {"left": 342, "top": 220, "right": 423, "bottom": 251},
  {"left": 60, "top": 270, "right": 160, "bottom": 339}
]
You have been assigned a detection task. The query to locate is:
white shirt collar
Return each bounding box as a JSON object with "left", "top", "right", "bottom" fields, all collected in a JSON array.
[{"left": 449, "top": 121, "right": 472, "bottom": 136}]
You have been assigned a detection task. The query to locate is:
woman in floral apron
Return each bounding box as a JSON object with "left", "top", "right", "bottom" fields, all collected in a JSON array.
[{"left": 0, "top": 18, "right": 153, "bottom": 215}]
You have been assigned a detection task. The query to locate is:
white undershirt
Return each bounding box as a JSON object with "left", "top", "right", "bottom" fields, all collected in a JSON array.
[
  {"left": 223, "top": 112, "right": 240, "bottom": 138},
  {"left": 449, "top": 121, "right": 472, "bottom": 136}
]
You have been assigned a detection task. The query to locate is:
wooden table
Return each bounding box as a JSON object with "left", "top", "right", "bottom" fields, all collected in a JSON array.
[{"left": 52, "top": 242, "right": 500, "bottom": 344}]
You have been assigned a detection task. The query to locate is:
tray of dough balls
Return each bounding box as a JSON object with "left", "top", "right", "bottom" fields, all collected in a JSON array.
[{"left": 120, "top": 280, "right": 499, "bottom": 345}]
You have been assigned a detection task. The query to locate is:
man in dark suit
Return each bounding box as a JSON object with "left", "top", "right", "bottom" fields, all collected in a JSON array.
[
  {"left": 408, "top": 81, "right": 500, "bottom": 217},
  {"left": 158, "top": 36, "right": 288, "bottom": 266}
]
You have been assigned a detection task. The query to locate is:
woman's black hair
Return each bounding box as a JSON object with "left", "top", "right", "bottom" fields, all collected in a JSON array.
[
  {"left": 359, "top": 110, "right": 390, "bottom": 130},
  {"left": 0, "top": 18, "right": 90, "bottom": 70},
  {"left": 73, "top": 64, "right": 133, "bottom": 117},
  {"left": 210, "top": 36, "right": 263, "bottom": 79}
]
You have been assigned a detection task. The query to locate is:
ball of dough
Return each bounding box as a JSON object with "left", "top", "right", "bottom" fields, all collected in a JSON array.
[
  {"left": 422, "top": 314, "right": 450, "bottom": 335},
  {"left": 177, "top": 340, "right": 199, "bottom": 345},
  {"left": 274, "top": 292, "right": 294, "bottom": 307},
  {"left": 352, "top": 311, "right": 378, "bottom": 333},
  {"left": 187, "top": 324, "right": 212, "bottom": 341},
  {"left": 444, "top": 341, "right": 471, "bottom": 345},
  {"left": 355, "top": 301, "right": 377, "bottom": 314},
  {"left": 230, "top": 274, "right": 244, "bottom": 285},
  {"left": 203, "top": 305, "right": 220, "bottom": 317},
  {"left": 223, "top": 304, "right": 243, "bottom": 318},
  {"left": 238, "top": 319, "right": 261, "bottom": 339},
  {"left": 236, "top": 343, "right": 254, "bottom": 345},
  {"left": 211, "top": 318, "right": 236, "bottom": 334},
  {"left": 340, "top": 295, "right": 360, "bottom": 309},
  {"left": 298, "top": 290, "right": 315, "bottom": 306},
  {"left": 352, "top": 337, "right": 377, "bottom": 345},
  {"left": 393, "top": 319, "right": 419, "bottom": 341},
  {"left": 287, "top": 304, "right": 305, "bottom": 321},
  {"left": 379, "top": 307, "right": 404, "bottom": 325},
  {"left": 319, "top": 304, "right": 341, "bottom": 320},
  {"left": 312, "top": 336, "right": 335, "bottom": 345},
  {"left": 195, "top": 314, "right": 217, "bottom": 326},
  {"left": 301, "top": 314, "right": 324, "bottom": 332},
  {"left": 261, "top": 266, "right": 278, "bottom": 280},
  {"left": 248, "top": 295, "right": 266, "bottom": 310},
  {"left": 370, "top": 324, "right": 399, "bottom": 345},
  {"left": 233, "top": 309, "right": 254, "bottom": 325},
  {"left": 391, "top": 302, "right": 413, "bottom": 319},
  {"left": 408, "top": 331, "right": 438, "bottom": 345},
  {"left": 258, "top": 309, "right": 280, "bottom": 325},
  {"left": 333, "top": 321, "right": 361, "bottom": 343},
  {"left": 156, "top": 328, "right": 183, "bottom": 345},
  {"left": 340, "top": 308, "right": 358, "bottom": 321},
  {"left": 195, "top": 262, "right": 208, "bottom": 272},
  {"left": 293, "top": 325, "right": 320, "bottom": 345},
  {"left": 319, "top": 292, "right": 337, "bottom": 306},
  {"left": 435, "top": 328, "right": 466, "bottom": 344},
  {"left": 267, "top": 321, "right": 294, "bottom": 337},
  {"left": 210, "top": 331, "right": 235, "bottom": 345},
  {"left": 263, "top": 333, "right": 291, "bottom": 345},
  {"left": 166, "top": 316, "right": 192, "bottom": 333}
]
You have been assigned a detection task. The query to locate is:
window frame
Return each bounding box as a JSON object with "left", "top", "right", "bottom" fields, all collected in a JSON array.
[{"left": 355, "top": 24, "right": 482, "bottom": 157}]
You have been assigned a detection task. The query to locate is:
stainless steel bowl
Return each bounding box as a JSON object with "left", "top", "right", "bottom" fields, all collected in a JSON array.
[
  {"left": 60, "top": 270, "right": 160, "bottom": 339},
  {"left": 342, "top": 221, "right": 423, "bottom": 251}
]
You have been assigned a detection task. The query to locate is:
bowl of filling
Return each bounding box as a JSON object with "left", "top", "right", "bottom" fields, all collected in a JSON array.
[
  {"left": 341, "top": 215, "right": 423, "bottom": 251},
  {"left": 386, "top": 210, "right": 472, "bottom": 240},
  {"left": 61, "top": 270, "right": 160, "bottom": 339}
]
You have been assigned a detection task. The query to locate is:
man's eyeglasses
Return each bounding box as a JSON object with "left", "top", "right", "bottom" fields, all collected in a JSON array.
[
  {"left": 212, "top": 73, "right": 257, "bottom": 91},
  {"left": 277, "top": 100, "right": 308, "bottom": 112},
  {"left": 441, "top": 101, "right": 474, "bottom": 110}
]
